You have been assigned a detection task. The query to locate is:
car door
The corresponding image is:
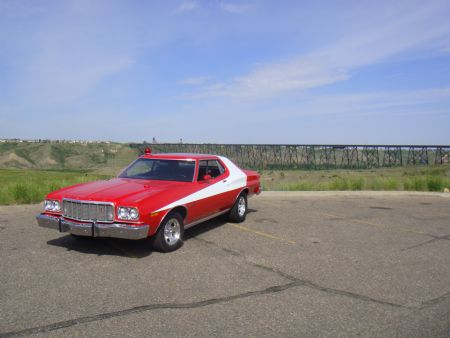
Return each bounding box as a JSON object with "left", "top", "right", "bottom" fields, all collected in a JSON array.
[{"left": 190, "top": 159, "right": 230, "bottom": 220}]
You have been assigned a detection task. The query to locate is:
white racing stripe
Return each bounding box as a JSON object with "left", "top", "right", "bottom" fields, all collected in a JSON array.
[{"left": 155, "top": 156, "right": 247, "bottom": 212}]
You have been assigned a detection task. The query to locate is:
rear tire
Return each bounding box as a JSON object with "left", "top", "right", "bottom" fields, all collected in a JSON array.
[
  {"left": 152, "top": 212, "right": 184, "bottom": 252},
  {"left": 228, "top": 193, "right": 247, "bottom": 223}
]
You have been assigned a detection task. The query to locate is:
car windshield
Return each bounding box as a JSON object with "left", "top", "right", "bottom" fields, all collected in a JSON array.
[{"left": 119, "top": 158, "right": 195, "bottom": 182}]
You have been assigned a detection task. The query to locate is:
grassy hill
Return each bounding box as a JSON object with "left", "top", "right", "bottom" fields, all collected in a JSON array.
[
  {"left": 0, "top": 142, "right": 140, "bottom": 204},
  {"left": 0, "top": 142, "right": 138, "bottom": 175}
]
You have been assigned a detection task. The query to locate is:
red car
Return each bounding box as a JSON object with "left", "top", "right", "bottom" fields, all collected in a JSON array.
[{"left": 36, "top": 150, "right": 261, "bottom": 252}]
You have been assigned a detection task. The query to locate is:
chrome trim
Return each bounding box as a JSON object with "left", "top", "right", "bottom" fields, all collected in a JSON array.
[
  {"left": 36, "top": 213, "right": 62, "bottom": 230},
  {"left": 63, "top": 198, "right": 115, "bottom": 205},
  {"left": 237, "top": 196, "right": 246, "bottom": 217},
  {"left": 36, "top": 214, "right": 149, "bottom": 240},
  {"left": 163, "top": 217, "right": 181, "bottom": 246},
  {"left": 184, "top": 209, "right": 230, "bottom": 229},
  {"left": 62, "top": 198, "right": 115, "bottom": 223}
]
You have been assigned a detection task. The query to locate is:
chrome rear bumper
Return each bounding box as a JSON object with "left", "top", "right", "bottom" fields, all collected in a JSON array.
[{"left": 36, "top": 214, "right": 149, "bottom": 240}]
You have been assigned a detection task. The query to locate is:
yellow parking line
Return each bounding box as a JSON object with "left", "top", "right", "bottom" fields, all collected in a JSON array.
[
  {"left": 230, "top": 223, "right": 296, "bottom": 245},
  {"left": 319, "top": 212, "right": 344, "bottom": 219},
  {"left": 398, "top": 228, "right": 427, "bottom": 235},
  {"left": 351, "top": 218, "right": 386, "bottom": 229},
  {"left": 318, "top": 212, "right": 428, "bottom": 236}
]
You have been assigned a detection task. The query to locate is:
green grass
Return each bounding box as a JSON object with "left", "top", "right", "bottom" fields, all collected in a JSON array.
[
  {"left": 1, "top": 165, "right": 449, "bottom": 205},
  {"left": 0, "top": 169, "right": 110, "bottom": 205},
  {"left": 261, "top": 166, "right": 450, "bottom": 192}
]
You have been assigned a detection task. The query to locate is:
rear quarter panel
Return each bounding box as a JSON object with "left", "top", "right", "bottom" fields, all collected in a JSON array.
[{"left": 243, "top": 169, "right": 261, "bottom": 196}]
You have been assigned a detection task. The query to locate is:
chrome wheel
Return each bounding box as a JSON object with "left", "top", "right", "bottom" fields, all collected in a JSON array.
[
  {"left": 163, "top": 218, "right": 181, "bottom": 246},
  {"left": 237, "top": 196, "right": 246, "bottom": 217}
]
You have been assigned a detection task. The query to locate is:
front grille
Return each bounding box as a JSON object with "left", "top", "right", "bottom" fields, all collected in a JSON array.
[{"left": 63, "top": 199, "right": 114, "bottom": 222}]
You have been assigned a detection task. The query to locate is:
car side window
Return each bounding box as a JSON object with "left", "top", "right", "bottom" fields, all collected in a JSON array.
[
  {"left": 207, "top": 160, "right": 225, "bottom": 178},
  {"left": 197, "top": 159, "right": 225, "bottom": 181}
]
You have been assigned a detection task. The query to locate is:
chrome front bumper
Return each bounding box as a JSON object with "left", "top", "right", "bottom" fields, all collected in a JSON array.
[{"left": 36, "top": 214, "right": 149, "bottom": 240}]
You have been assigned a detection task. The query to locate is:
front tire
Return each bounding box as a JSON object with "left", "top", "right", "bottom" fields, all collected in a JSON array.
[
  {"left": 152, "top": 212, "right": 184, "bottom": 252},
  {"left": 228, "top": 193, "right": 247, "bottom": 223}
]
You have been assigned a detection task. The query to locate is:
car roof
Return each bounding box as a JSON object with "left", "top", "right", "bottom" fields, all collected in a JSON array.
[{"left": 140, "top": 153, "right": 220, "bottom": 160}]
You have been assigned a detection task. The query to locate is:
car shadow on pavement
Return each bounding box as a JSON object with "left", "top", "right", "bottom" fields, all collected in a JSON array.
[
  {"left": 184, "top": 208, "right": 258, "bottom": 240},
  {"left": 47, "top": 235, "right": 153, "bottom": 258},
  {"left": 46, "top": 209, "right": 258, "bottom": 257},
  {"left": 184, "top": 217, "right": 227, "bottom": 240}
]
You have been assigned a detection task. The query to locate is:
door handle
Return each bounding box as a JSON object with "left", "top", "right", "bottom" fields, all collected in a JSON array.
[{"left": 222, "top": 179, "right": 227, "bottom": 183}]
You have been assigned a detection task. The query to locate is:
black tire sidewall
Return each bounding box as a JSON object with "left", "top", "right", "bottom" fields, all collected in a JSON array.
[
  {"left": 229, "top": 193, "right": 247, "bottom": 223},
  {"left": 153, "top": 212, "right": 184, "bottom": 252}
]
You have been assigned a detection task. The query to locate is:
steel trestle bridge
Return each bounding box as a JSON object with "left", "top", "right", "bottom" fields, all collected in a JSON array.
[{"left": 130, "top": 144, "right": 450, "bottom": 170}]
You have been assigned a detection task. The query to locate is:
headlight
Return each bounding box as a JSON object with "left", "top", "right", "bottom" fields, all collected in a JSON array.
[
  {"left": 44, "top": 199, "right": 61, "bottom": 212},
  {"left": 117, "top": 207, "right": 139, "bottom": 220},
  {"left": 129, "top": 208, "right": 139, "bottom": 220}
]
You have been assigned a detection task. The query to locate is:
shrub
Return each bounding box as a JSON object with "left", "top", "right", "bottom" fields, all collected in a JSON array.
[
  {"left": 350, "top": 177, "right": 364, "bottom": 190},
  {"left": 367, "top": 178, "right": 383, "bottom": 190},
  {"left": 279, "top": 181, "right": 314, "bottom": 191},
  {"left": 427, "top": 176, "right": 444, "bottom": 192},
  {"left": 428, "top": 168, "right": 447, "bottom": 176},
  {"left": 404, "top": 177, "right": 426, "bottom": 191},
  {"left": 12, "top": 184, "right": 29, "bottom": 203},
  {"left": 383, "top": 178, "right": 400, "bottom": 190},
  {"left": 330, "top": 178, "right": 349, "bottom": 190}
]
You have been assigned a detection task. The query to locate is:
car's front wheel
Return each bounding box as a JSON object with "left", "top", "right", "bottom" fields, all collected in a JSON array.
[{"left": 152, "top": 212, "right": 184, "bottom": 252}]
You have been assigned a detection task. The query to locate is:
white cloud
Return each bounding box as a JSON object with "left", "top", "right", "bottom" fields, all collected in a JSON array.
[
  {"left": 322, "top": 2, "right": 450, "bottom": 69},
  {"left": 177, "top": 76, "right": 210, "bottom": 85},
  {"left": 262, "top": 87, "right": 450, "bottom": 121},
  {"left": 190, "top": 1, "right": 450, "bottom": 99},
  {"left": 176, "top": 1, "right": 197, "bottom": 12},
  {"left": 219, "top": 2, "right": 250, "bottom": 14},
  {"left": 195, "top": 56, "right": 348, "bottom": 98}
]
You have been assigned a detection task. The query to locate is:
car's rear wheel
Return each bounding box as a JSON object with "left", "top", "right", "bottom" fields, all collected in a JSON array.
[
  {"left": 152, "top": 212, "right": 184, "bottom": 252},
  {"left": 228, "top": 193, "right": 247, "bottom": 223}
]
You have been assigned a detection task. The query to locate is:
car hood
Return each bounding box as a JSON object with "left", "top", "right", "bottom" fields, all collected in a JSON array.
[{"left": 49, "top": 178, "right": 191, "bottom": 207}]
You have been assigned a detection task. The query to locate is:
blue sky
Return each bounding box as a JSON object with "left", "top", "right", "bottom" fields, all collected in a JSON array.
[{"left": 0, "top": 0, "right": 450, "bottom": 144}]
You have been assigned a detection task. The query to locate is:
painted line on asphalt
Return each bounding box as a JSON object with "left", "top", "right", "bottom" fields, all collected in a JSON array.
[
  {"left": 230, "top": 223, "right": 296, "bottom": 245},
  {"left": 317, "top": 212, "right": 429, "bottom": 236},
  {"left": 351, "top": 218, "right": 387, "bottom": 229},
  {"left": 317, "top": 212, "right": 345, "bottom": 220}
]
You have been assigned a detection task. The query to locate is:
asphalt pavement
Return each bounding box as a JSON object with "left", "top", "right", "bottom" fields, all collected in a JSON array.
[{"left": 0, "top": 192, "right": 449, "bottom": 337}]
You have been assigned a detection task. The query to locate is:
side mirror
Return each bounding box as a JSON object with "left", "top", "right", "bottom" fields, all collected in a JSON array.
[{"left": 203, "top": 174, "right": 212, "bottom": 181}]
